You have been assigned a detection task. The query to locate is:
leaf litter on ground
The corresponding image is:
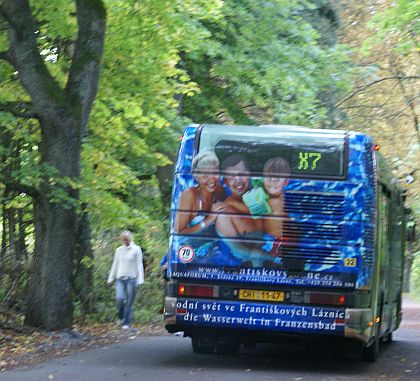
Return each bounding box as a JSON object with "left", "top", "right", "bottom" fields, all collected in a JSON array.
[{"left": 0, "top": 317, "right": 167, "bottom": 372}]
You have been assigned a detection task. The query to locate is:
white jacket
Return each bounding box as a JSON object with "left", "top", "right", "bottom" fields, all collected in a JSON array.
[{"left": 107, "top": 242, "right": 144, "bottom": 285}]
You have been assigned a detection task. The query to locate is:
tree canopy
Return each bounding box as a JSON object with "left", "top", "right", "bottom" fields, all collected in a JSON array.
[{"left": 1, "top": 0, "right": 418, "bottom": 328}]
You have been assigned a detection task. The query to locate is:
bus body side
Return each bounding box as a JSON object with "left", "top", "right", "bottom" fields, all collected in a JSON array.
[{"left": 164, "top": 124, "right": 405, "bottom": 359}]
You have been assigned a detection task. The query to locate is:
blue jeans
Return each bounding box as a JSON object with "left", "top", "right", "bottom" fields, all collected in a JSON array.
[{"left": 115, "top": 278, "right": 138, "bottom": 326}]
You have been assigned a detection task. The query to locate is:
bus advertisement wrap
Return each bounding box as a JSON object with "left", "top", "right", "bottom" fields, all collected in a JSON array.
[
  {"left": 164, "top": 124, "right": 406, "bottom": 360},
  {"left": 170, "top": 263, "right": 357, "bottom": 289},
  {"left": 176, "top": 299, "right": 345, "bottom": 335},
  {"left": 168, "top": 125, "right": 373, "bottom": 289}
]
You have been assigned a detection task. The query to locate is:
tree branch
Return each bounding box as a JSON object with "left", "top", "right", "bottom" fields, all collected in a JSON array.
[
  {"left": 0, "top": 175, "right": 38, "bottom": 198},
  {"left": 0, "top": 49, "right": 12, "bottom": 64},
  {"left": 388, "top": 58, "right": 419, "bottom": 133},
  {"left": 0, "top": 101, "right": 37, "bottom": 119},
  {"left": 341, "top": 92, "right": 399, "bottom": 111},
  {"left": 1, "top": 0, "right": 67, "bottom": 126},
  {"left": 355, "top": 62, "right": 389, "bottom": 71},
  {"left": 0, "top": 4, "right": 13, "bottom": 27},
  {"left": 336, "top": 76, "right": 420, "bottom": 107},
  {"left": 341, "top": 104, "right": 386, "bottom": 110},
  {"left": 65, "top": 0, "right": 106, "bottom": 136}
]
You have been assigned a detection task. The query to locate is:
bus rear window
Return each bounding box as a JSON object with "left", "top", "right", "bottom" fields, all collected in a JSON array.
[{"left": 197, "top": 125, "right": 347, "bottom": 179}]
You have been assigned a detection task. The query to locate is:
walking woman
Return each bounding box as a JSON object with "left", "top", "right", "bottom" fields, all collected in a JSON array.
[{"left": 107, "top": 230, "right": 144, "bottom": 329}]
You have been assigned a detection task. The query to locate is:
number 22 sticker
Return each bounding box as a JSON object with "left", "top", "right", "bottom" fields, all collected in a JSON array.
[{"left": 344, "top": 258, "right": 357, "bottom": 267}]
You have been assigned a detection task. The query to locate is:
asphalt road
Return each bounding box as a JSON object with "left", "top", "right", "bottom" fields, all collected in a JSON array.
[{"left": 1, "top": 298, "right": 419, "bottom": 381}]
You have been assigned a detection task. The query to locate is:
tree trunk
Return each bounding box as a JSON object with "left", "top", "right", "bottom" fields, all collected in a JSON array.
[
  {"left": 402, "top": 254, "right": 412, "bottom": 293},
  {"left": 1, "top": 0, "right": 106, "bottom": 329},
  {"left": 7, "top": 204, "right": 16, "bottom": 264},
  {"left": 0, "top": 128, "right": 11, "bottom": 265},
  {"left": 25, "top": 121, "right": 81, "bottom": 329},
  {"left": 74, "top": 203, "right": 94, "bottom": 318},
  {"left": 156, "top": 164, "right": 175, "bottom": 207},
  {"left": 17, "top": 208, "right": 27, "bottom": 259},
  {"left": 1, "top": 195, "right": 7, "bottom": 271}
]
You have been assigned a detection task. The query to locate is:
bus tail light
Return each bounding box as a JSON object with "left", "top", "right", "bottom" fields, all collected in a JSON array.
[
  {"left": 178, "top": 284, "right": 216, "bottom": 298},
  {"left": 308, "top": 292, "right": 346, "bottom": 306}
]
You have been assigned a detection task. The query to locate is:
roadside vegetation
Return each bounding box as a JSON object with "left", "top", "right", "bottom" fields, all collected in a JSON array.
[{"left": 0, "top": 0, "right": 418, "bottom": 339}]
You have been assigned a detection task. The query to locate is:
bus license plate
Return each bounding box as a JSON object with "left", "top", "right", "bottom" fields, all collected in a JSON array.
[{"left": 239, "top": 289, "right": 284, "bottom": 302}]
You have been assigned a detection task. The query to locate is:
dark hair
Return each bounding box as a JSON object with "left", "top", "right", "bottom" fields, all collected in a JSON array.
[
  {"left": 263, "top": 157, "right": 291, "bottom": 176},
  {"left": 221, "top": 154, "right": 249, "bottom": 171}
]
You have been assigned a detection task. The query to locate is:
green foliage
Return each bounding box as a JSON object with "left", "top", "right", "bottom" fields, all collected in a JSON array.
[
  {"left": 28, "top": 0, "right": 77, "bottom": 87},
  {"left": 182, "top": 0, "right": 351, "bottom": 126},
  {"left": 1, "top": 0, "right": 354, "bottom": 325},
  {"left": 80, "top": 0, "right": 223, "bottom": 236},
  {"left": 367, "top": 0, "right": 419, "bottom": 54},
  {"left": 410, "top": 251, "right": 420, "bottom": 300},
  {"left": 77, "top": 232, "right": 166, "bottom": 324},
  {"left": 83, "top": 239, "right": 116, "bottom": 323}
]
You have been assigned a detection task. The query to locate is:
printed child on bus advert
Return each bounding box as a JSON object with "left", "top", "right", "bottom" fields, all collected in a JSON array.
[
  {"left": 214, "top": 154, "right": 291, "bottom": 266},
  {"left": 259, "top": 156, "right": 291, "bottom": 256}
]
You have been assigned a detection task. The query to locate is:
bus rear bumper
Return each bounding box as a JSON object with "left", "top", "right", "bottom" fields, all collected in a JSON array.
[
  {"left": 344, "top": 308, "right": 373, "bottom": 343},
  {"left": 164, "top": 297, "right": 177, "bottom": 328}
]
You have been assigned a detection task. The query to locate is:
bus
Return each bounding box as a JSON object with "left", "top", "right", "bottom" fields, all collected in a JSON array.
[{"left": 164, "top": 124, "right": 406, "bottom": 361}]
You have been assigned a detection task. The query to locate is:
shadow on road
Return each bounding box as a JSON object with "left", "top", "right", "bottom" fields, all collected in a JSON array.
[{"left": 153, "top": 334, "right": 418, "bottom": 380}]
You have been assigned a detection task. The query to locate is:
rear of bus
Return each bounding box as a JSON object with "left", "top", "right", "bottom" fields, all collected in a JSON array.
[{"left": 164, "top": 124, "right": 379, "bottom": 354}]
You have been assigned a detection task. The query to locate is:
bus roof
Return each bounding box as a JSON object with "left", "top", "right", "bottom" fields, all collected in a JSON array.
[{"left": 201, "top": 123, "right": 348, "bottom": 137}]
